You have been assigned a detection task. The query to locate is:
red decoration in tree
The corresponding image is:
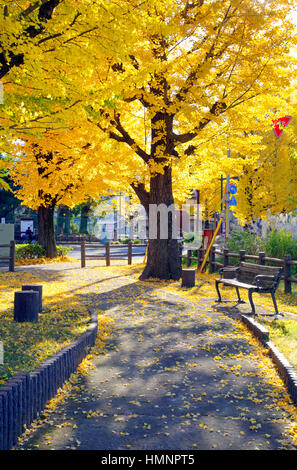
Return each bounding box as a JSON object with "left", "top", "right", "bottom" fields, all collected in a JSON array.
[{"left": 272, "top": 116, "right": 292, "bottom": 138}]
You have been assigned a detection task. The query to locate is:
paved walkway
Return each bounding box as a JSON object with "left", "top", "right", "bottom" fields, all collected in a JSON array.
[{"left": 11, "top": 261, "right": 297, "bottom": 450}]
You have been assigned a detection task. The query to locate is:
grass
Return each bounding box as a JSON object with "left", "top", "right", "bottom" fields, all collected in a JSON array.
[
  {"left": 0, "top": 306, "right": 89, "bottom": 385},
  {"left": 258, "top": 317, "right": 297, "bottom": 370},
  {"left": 279, "top": 280, "right": 297, "bottom": 294},
  {"left": 0, "top": 269, "right": 91, "bottom": 385},
  {"left": 0, "top": 259, "right": 129, "bottom": 386}
]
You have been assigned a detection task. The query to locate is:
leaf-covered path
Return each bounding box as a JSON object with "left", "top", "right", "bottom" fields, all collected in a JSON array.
[{"left": 12, "top": 260, "right": 297, "bottom": 450}]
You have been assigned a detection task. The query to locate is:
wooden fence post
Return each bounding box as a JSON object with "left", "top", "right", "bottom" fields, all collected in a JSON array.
[
  {"left": 239, "top": 249, "right": 246, "bottom": 263},
  {"left": 187, "top": 249, "right": 192, "bottom": 267},
  {"left": 81, "top": 240, "right": 85, "bottom": 268},
  {"left": 259, "top": 252, "right": 266, "bottom": 265},
  {"left": 197, "top": 247, "right": 203, "bottom": 269},
  {"left": 105, "top": 241, "right": 110, "bottom": 266},
  {"left": 209, "top": 245, "right": 216, "bottom": 274},
  {"left": 223, "top": 248, "right": 229, "bottom": 267},
  {"left": 9, "top": 240, "right": 15, "bottom": 272},
  {"left": 128, "top": 241, "right": 132, "bottom": 265},
  {"left": 178, "top": 242, "right": 182, "bottom": 263},
  {"left": 284, "top": 254, "right": 292, "bottom": 294}
]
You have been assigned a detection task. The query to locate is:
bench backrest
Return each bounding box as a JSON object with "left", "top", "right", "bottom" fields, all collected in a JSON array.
[{"left": 237, "top": 262, "right": 283, "bottom": 290}]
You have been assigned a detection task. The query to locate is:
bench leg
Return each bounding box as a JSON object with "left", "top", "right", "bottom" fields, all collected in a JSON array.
[
  {"left": 248, "top": 290, "right": 256, "bottom": 315},
  {"left": 235, "top": 286, "right": 245, "bottom": 304},
  {"left": 215, "top": 280, "right": 222, "bottom": 302},
  {"left": 271, "top": 292, "right": 282, "bottom": 317}
]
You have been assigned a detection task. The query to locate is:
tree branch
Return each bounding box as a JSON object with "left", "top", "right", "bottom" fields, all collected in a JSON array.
[
  {"left": 0, "top": 0, "right": 61, "bottom": 79},
  {"left": 18, "top": 0, "right": 60, "bottom": 19},
  {"left": 173, "top": 100, "right": 227, "bottom": 145},
  {"left": 174, "top": 3, "right": 233, "bottom": 105},
  {"left": 111, "top": 112, "right": 150, "bottom": 163},
  {"left": 90, "top": 111, "right": 150, "bottom": 164},
  {"left": 130, "top": 181, "right": 150, "bottom": 211}
]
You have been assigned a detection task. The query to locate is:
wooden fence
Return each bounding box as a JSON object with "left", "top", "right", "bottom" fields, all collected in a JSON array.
[
  {"left": 80, "top": 240, "right": 147, "bottom": 268},
  {"left": 181, "top": 244, "right": 297, "bottom": 294},
  {"left": 0, "top": 241, "right": 15, "bottom": 272}
]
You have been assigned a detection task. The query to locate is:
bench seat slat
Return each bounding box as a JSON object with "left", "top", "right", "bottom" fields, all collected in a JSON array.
[{"left": 218, "top": 279, "right": 257, "bottom": 290}]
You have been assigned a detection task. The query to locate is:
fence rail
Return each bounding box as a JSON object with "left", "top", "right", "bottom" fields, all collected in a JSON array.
[
  {"left": 80, "top": 240, "right": 147, "bottom": 268},
  {"left": 0, "top": 241, "right": 15, "bottom": 272},
  {"left": 181, "top": 244, "right": 297, "bottom": 294}
]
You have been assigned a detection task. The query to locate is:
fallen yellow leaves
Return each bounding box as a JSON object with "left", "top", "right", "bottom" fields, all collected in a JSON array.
[
  {"left": 15, "top": 256, "right": 75, "bottom": 266},
  {"left": 0, "top": 265, "right": 115, "bottom": 384},
  {"left": 7, "top": 261, "right": 297, "bottom": 450}
]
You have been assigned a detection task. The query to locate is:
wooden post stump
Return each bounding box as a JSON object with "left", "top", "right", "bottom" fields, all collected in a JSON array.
[
  {"left": 22, "top": 285, "right": 43, "bottom": 312},
  {"left": 14, "top": 291, "right": 39, "bottom": 322},
  {"left": 181, "top": 269, "right": 196, "bottom": 288}
]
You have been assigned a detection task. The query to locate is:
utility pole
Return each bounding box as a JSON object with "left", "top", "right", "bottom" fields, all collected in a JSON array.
[
  {"left": 220, "top": 175, "right": 223, "bottom": 213},
  {"left": 226, "top": 148, "right": 231, "bottom": 239},
  {"left": 218, "top": 171, "right": 238, "bottom": 237},
  {"left": 195, "top": 189, "right": 200, "bottom": 235}
]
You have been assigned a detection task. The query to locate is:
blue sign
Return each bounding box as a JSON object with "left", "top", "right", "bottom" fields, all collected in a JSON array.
[
  {"left": 229, "top": 184, "right": 237, "bottom": 194},
  {"left": 229, "top": 195, "right": 237, "bottom": 206}
]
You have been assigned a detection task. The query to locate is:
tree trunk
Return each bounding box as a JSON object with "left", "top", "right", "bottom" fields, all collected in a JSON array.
[
  {"left": 64, "top": 207, "right": 71, "bottom": 234},
  {"left": 79, "top": 202, "right": 91, "bottom": 234},
  {"left": 139, "top": 165, "right": 182, "bottom": 280},
  {"left": 56, "top": 206, "right": 64, "bottom": 235},
  {"left": 38, "top": 204, "right": 57, "bottom": 258}
]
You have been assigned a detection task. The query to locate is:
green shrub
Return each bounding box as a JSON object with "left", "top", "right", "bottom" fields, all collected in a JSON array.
[
  {"left": 15, "top": 244, "right": 72, "bottom": 259},
  {"left": 119, "top": 238, "right": 131, "bottom": 244},
  {"left": 264, "top": 230, "right": 297, "bottom": 260},
  {"left": 56, "top": 245, "right": 73, "bottom": 256},
  {"left": 15, "top": 244, "right": 46, "bottom": 259},
  {"left": 227, "top": 228, "right": 297, "bottom": 260},
  {"left": 226, "top": 229, "right": 264, "bottom": 255},
  {"left": 225, "top": 229, "right": 297, "bottom": 273}
]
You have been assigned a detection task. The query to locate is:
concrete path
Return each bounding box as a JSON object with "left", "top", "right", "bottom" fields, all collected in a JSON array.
[{"left": 11, "top": 261, "right": 297, "bottom": 450}]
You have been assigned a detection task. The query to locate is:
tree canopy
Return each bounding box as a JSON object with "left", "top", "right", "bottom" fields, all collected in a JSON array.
[{"left": 1, "top": 0, "right": 297, "bottom": 277}]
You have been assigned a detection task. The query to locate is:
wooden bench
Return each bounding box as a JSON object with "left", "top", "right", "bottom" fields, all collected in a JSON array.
[{"left": 215, "top": 262, "right": 283, "bottom": 316}]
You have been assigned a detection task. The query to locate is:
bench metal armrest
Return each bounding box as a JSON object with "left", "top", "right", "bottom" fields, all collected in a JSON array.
[{"left": 254, "top": 274, "right": 276, "bottom": 288}]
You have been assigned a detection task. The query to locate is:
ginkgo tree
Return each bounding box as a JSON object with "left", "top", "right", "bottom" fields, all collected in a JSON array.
[
  {"left": 10, "top": 128, "right": 128, "bottom": 257},
  {"left": 1, "top": 0, "right": 297, "bottom": 279},
  {"left": 80, "top": 0, "right": 297, "bottom": 279}
]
